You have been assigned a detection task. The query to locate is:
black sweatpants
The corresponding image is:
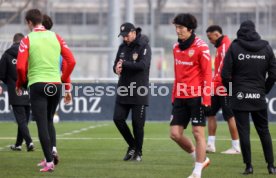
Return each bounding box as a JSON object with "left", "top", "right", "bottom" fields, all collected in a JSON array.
[
  {"left": 12, "top": 105, "right": 32, "bottom": 146},
  {"left": 30, "top": 83, "right": 61, "bottom": 162},
  {"left": 113, "top": 103, "right": 146, "bottom": 154},
  {"left": 233, "top": 109, "right": 274, "bottom": 166}
]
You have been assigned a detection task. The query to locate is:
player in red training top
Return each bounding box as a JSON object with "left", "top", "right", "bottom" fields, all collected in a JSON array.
[
  {"left": 169, "top": 13, "right": 211, "bottom": 178},
  {"left": 205, "top": 25, "right": 240, "bottom": 154}
]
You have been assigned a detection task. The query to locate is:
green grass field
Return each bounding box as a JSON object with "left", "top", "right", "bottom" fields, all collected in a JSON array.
[{"left": 0, "top": 121, "right": 276, "bottom": 178}]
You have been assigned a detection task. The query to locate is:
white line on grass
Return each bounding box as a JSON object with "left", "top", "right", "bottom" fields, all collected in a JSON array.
[
  {"left": 1, "top": 137, "right": 276, "bottom": 142},
  {"left": 0, "top": 123, "right": 109, "bottom": 151},
  {"left": 56, "top": 124, "right": 109, "bottom": 137}
]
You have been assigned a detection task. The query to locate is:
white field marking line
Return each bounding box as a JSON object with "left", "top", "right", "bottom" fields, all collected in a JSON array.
[
  {"left": 0, "top": 124, "right": 109, "bottom": 151},
  {"left": 56, "top": 124, "right": 109, "bottom": 137},
  {"left": 1, "top": 137, "right": 276, "bottom": 142}
]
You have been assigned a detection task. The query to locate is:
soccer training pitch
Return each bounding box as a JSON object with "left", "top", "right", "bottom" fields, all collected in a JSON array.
[{"left": 0, "top": 121, "right": 275, "bottom": 178}]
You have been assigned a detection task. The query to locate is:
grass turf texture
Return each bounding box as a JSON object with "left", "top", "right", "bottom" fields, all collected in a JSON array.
[{"left": 0, "top": 121, "right": 275, "bottom": 178}]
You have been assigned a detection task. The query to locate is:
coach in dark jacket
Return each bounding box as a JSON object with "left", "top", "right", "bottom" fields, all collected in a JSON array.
[
  {"left": 113, "top": 22, "right": 151, "bottom": 162},
  {"left": 0, "top": 33, "right": 34, "bottom": 151},
  {"left": 222, "top": 20, "right": 276, "bottom": 175}
]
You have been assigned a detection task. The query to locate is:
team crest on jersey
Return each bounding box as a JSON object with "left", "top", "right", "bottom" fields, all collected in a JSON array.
[
  {"left": 132, "top": 52, "right": 138, "bottom": 60},
  {"left": 188, "top": 50, "right": 195, "bottom": 57},
  {"left": 119, "top": 52, "right": 125, "bottom": 58}
]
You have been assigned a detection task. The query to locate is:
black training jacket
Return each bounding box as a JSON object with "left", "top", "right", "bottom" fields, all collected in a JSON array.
[
  {"left": 0, "top": 43, "right": 29, "bottom": 105},
  {"left": 221, "top": 21, "right": 276, "bottom": 111},
  {"left": 113, "top": 28, "right": 151, "bottom": 105}
]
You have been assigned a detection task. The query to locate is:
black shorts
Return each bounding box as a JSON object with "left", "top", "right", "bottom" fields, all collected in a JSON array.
[
  {"left": 205, "top": 95, "right": 234, "bottom": 121},
  {"left": 170, "top": 97, "right": 206, "bottom": 129}
]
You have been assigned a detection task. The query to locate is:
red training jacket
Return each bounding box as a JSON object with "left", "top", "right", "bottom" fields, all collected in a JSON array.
[
  {"left": 172, "top": 36, "right": 212, "bottom": 106},
  {"left": 213, "top": 35, "right": 231, "bottom": 95}
]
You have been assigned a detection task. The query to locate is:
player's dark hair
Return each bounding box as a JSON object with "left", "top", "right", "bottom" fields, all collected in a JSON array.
[
  {"left": 206, "top": 25, "right": 223, "bottom": 34},
  {"left": 13, "top": 33, "right": 24, "bottom": 43},
  {"left": 25, "top": 9, "right": 42, "bottom": 25},
  {"left": 42, "top": 14, "right": 53, "bottom": 30},
  {"left": 173, "top": 13, "right": 197, "bottom": 31}
]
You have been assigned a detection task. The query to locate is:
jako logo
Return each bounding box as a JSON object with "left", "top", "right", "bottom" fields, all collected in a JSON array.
[
  {"left": 245, "top": 93, "right": 261, "bottom": 99},
  {"left": 237, "top": 92, "right": 261, "bottom": 100},
  {"left": 236, "top": 92, "right": 244, "bottom": 100}
]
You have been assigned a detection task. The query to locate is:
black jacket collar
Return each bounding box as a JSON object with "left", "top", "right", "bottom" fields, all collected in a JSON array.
[{"left": 178, "top": 33, "right": 195, "bottom": 51}]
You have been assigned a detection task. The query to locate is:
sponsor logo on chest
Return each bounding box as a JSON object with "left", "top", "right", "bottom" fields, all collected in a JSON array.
[
  {"left": 175, "top": 59, "right": 193, "bottom": 66},
  {"left": 175, "top": 48, "right": 195, "bottom": 65}
]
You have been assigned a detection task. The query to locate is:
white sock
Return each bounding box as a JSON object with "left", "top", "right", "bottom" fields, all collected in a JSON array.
[
  {"left": 232, "top": 139, "right": 240, "bottom": 149},
  {"left": 193, "top": 162, "right": 203, "bottom": 177},
  {"left": 189, "top": 151, "right": 196, "bottom": 161},
  {"left": 207, "top": 136, "right": 216, "bottom": 146},
  {"left": 52, "top": 146, "right": 57, "bottom": 153}
]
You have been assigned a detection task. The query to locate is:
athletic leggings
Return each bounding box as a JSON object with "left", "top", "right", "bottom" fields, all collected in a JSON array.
[{"left": 30, "top": 83, "right": 61, "bottom": 162}]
